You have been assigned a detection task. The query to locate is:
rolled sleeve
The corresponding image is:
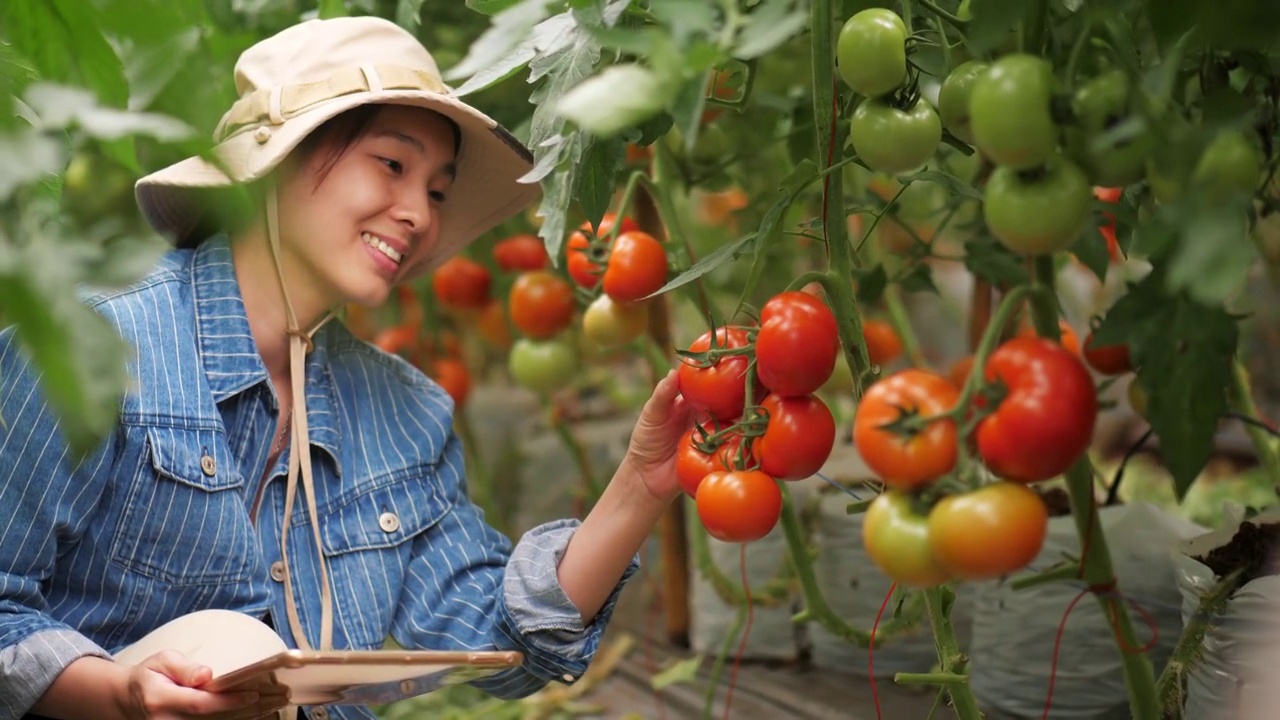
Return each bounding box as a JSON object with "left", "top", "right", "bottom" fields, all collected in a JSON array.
[
  {"left": 498, "top": 518, "right": 640, "bottom": 683},
  {"left": 0, "top": 628, "right": 111, "bottom": 719}
]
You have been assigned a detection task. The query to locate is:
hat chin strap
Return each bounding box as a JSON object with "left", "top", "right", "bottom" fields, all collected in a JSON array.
[{"left": 264, "top": 182, "right": 336, "bottom": 652}]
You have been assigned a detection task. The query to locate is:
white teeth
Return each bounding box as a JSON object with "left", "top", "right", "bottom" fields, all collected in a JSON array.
[{"left": 361, "top": 232, "right": 403, "bottom": 264}]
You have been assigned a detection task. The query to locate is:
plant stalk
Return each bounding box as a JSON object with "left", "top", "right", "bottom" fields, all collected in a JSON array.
[
  {"left": 1228, "top": 357, "right": 1280, "bottom": 486},
  {"left": 923, "top": 587, "right": 984, "bottom": 719}
]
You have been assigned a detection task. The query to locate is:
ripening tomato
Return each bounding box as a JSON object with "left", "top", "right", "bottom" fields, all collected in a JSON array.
[
  {"left": 756, "top": 292, "right": 840, "bottom": 397},
  {"left": 678, "top": 327, "right": 756, "bottom": 421},
  {"left": 675, "top": 427, "right": 743, "bottom": 497},
  {"left": 493, "top": 233, "right": 549, "bottom": 272},
  {"left": 565, "top": 214, "right": 640, "bottom": 288},
  {"left": 836, "top": 9, "right": 908, "bottom": 97},
  {"left": 602, "top": 231, "right": 668, "bottom": 303},
  {"left": 854, "top": 369, "right": 959, "bottom": 489},
  {"left": 754, "top": 394, "right": 836, "bottom": 480},
  {"left": 849, "top": 97, "right": 942, "bottom": 175},
  {"left": 969, "top": 54, "right": 1058, "bottom": 170},
  {"left": 1094, "top": 186, "right": 1123, "bottom": 261},
  {"left": 976, "top": 338, "right": 1098, "bottom": 483},
  {"left": 508, "top": 271, "right": 575, "bottom": 340},
  {"left": 430, "top": 358, "right": 471, "bottom": 409},
  {"left": 863, "top": 490, "right": 951, "bottom": 588},
  {"left": 862, "top": 319, "right": 903, "bottom": 366},
  {"left": 696, "top": 470, "right": 783, "bottom": 543},
  {"left": 582, "top": 294, "right": 648, "bottom": 348},
  {"left": 1083, "top": 331, "right": 1132, "bottom": 375},
  {"left": 432, "top": 256, "right": 492, "bottom": 310},
  {"left": 928, "top": 482, "right": 1048, "bottom": 580}
]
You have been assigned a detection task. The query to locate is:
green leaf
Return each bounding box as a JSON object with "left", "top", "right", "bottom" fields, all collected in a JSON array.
[
  {"left": 466, "top": 0, "right": 525, "bottom": 13},
  {"left": 118, "top": 27, "right": 202, "bottom": 112},
  {"left": 1166, "top": 199, "right": 1256, "bottom": 306},
  {"left": 570, "top": 135, "right": 623, "bottom": 233},
  {"left": 319, "top": 0, "right": 348, "bottom": 18},
  {"left": 898, "top": 264, "right": 937, "bottom": 294},
  {"left": 901, "top": 170, "right": 983, "bottom": 201},
  {"left": 644, "top": 233, "right": 756, "bottom": 298},
  {"left": 963, "top": 239, "right": 1027, "bottom": 287},
  {"left": 963, "top": 0, "right": 1024, "bottom": 56},
  {"left": 733, "top": 159, "right": 820, "bottom": 313},
  {"left": 396, "top": 0, "right": 426, "bottom": 28},
  {"left": 650, "top": 655, "right": 703, "bottom": 691},
  {"left": 534, "top": 130, "right": 589, "bottom": 264},
  {"left": 444, "top": 0, "right": 556, "bottom": 82},
  {"left": 0, "top": 129, "right": 66, "bottom": 198},
  {"left": 51, "top": 0, "right": 130, "bottom": 107},
  {"left": 24, "top": 84, "right": 193, "bottom": 142},
  {"left": 556, "top": 64, "right": 670, "bottom": 136},
  {"left": 734, "top": 0, "right": 808, "bottom": 60},
  {"left": 1069, "top": 224, "right": 1111, "bottom": 284},
  {"left": 855, "top": 263, "right": 888, "bottom": 305}
]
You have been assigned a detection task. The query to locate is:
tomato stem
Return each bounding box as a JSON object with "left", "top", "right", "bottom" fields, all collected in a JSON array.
[
  {"left": 1007, "top": 561, "right": 1079, "bottom": 591},
  {"left": 1228, "top": 357, "right": 1280, "bottom": 486},
  {"left": 921, "top": 587, "right": 984, "bottom": 719},
  {"left": 893, "top": 671, "right": 969, "bottom": 686},
  {"left": 913, "top": 0, "right": 969, "bottom": 30},
  {"left": 1154, "top": 568, "right": 1245, "bottom": 716}
]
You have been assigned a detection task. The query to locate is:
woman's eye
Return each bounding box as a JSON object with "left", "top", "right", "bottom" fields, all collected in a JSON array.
[
  {"left": 378, "top": 157, "right": 404, "bottom": 174},
  {"left": 429, "top": 190, "right": 447, "bottom": 203}
]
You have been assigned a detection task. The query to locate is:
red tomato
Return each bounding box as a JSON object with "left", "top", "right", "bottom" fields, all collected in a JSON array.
[
  {"left": 602, "top": 230, "right": 668, "bottom": 303},
  {"left": 493, "top": 233, "right": 549, "bottom": 271},
  {"left": 431, "top": 358, "right": 471, "bottom": 409},
  {"left": 1094, "top": 186, "right": 1122, "bottom": 261},
  {"left": 695, "top": 470, "right": 782, "bottom": 543},
  {"left": 862, "top": 319, "right": 904, "bottom": 366},
  {"left": 928, "top": 482, "right": 1048, "bottom": 580},
  {"left": 508, "top": 271, "right": 576, "bottom": 340},
  {"left": 1082, "top": 331, "right": 1133, "bottom": 375},
  {"left": 976, "top": 337, "right": 1098, "bottom": 483},
  {"left": 565, "top": 214, "right": 640, "bottom": 289},
  {"left": 373, "top": 323, "right": 417, "bottom": 356},
  {"left": 853, "top": 369, "right": 959, "bottom": 489},
  {"left": 432, "top": 256, "right": 491, "bottom": 310},
  {"left": 863, "top": 490, "right": 951, "bottom": 588},
  {"left": 677, "top": 327, "right": 755, "bottom": 422},
  {"left": 756, "top": 292, "right": 840, "bottom": 397},
  {"left": 754, "top": 394, "right": 836, "bottom": 480},
  {"left": 675, "top": 426, "right": 743, "bottom": 497}
]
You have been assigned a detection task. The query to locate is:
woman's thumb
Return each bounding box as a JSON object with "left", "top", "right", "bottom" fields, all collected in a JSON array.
[{"left": 146, "top": 650, "right": 213, "bottom": 687}]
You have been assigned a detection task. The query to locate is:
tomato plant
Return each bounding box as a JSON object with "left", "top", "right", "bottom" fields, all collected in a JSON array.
[
  {"left": 432, "top": 256, "right": 492, "bottom": 310},
  {"left": 695, "top": 470, "right": 783, "bottom": 543},
  {"left": 853, "top": 369, "right": 959, "bottom": 489},
  {"left": 863, "top": 490, "right": 951, "bottom": 588},
  {"left": 969, "top": 54, "right": 1057, "bottom": 170},
  {"left": 756, "top": 291, "right": 840, "bottom": 397},
  {"left": 678, "top": 327, "right": 756, "bottom": 421},
  {"left": 601, "top": 231, "right": 668, "bottom": 303},
  {"left": 927, "top": 482, "right": 1048, "bottom": 581},
  {"left": 849, "top": 97, "right": 942, "bottom": 175},
  {"left": 508, "top": 270, "right": 575, "bottom": 340},
  {"left": 976, "top": 338, "right": 1098, "bottom": 483},
  {"left": 509, "top": 337, "right": 578, "bottom": 394},
  {"left": 836, "top": 9, "right": 907, "bottom": 98},
  {"left": 493, "top": 233, "right": 548, "bottom": 272},
  {"left": 984, "top": 159, "right": 1092, "bottom": 255},
  {"left": 582, "top": 294, "right": 648, "bottom": 348},
  {"left": 754, "top": 394, "right": 836, "bottom": 480}
]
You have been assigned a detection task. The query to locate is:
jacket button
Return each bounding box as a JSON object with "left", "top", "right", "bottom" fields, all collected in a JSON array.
[
  {"left": 378, "top": 512, "right": 400, "bottom": 533},
  {"left": 270, "top": 561, "right": 286, "bottom": 582},
  {"left": 200, "top": 455, "right": 216, "bottom": 476}
]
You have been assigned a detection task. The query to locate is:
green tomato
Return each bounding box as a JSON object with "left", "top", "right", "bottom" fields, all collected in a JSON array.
[
  {"left": 969, "top": 54, "right": 1058, "bottom": 170},
  {"left": 509, "top": 337, "right": 579, "bottom": 394},
  {"left": 1065, "top": 70, "right": 1153, "bottom": 188},
  {"left": 582, "top": 294, "right": 648, "bottom": 348},
  {"left": 862, "top": 490, "right": 950, "bottom": 588},
  {"left": 937, "top": 60, "right": 988, "bottom": 145},
  {"left": 849, "top": 98, "right": 942, "bottom": 175},
  {"left": 837, "top": 9, "right": 908, "bottom": 98},
  {"left": 983, "top": 158, "right": 1092, "bottom": 255},
  {"left": 61, "top": 150, "right": 137, "bottom": 225},
  {"left": 1193, "top": 131, "right": 1261, "bottom": 197}
]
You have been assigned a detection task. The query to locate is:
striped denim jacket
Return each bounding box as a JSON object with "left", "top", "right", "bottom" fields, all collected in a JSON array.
[{"left": 0, "top": 237, "right": 636, "bottom": 720}]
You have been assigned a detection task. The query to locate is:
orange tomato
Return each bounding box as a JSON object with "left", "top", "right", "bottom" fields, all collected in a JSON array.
[{"left": 862, "top": 319, "right": 904, "bottom": 366}]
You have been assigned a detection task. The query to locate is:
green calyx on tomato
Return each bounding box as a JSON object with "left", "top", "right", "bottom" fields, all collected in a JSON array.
[
  {"left": 937, "top": 60, "right": 988, "bottom": 145},
  {"left": 676, "top": 426, "right": 742, "bottom": 497},
  {"left": 849, "top": 97, "right": 942, "bottom": 175},
  {"left": 1064, "top": 70, "right": 1154, "bottom": 188},
  {"left": 696, "top": 470, "right": 783, "bottom": 543},
  {"left": 969, "top": 54, "right": 1059, "bottom": 170},
  {"left": 853, "top": 369, "right": 959, "bottom": 489},
  {"left": 509, "top": 336, "right": 579, "bottom": 395},
  {"left": 983, "top": 158, "right": 1092, "bottom": 256},
  {"left": 863, "top": 490, "right": 951, "bottom": 588},
  {"left": 927, "top": 482, "right": 1048, "bottom": 580},
  {"left": 837, "top": 9, "right": 908, "bottom": 98},
  {"left": 975, "top": 337, "right": 1098, "bottom": 483}
]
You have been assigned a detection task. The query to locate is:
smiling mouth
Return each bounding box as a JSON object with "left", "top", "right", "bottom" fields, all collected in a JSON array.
[{"left": 361, "top": 232, "right": 404, "bottom": 265}]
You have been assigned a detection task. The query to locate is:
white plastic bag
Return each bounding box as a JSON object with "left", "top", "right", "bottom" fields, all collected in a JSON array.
[
  {"left": 968, "top": 502, "right": 1204, "bottom": 719},
  {"left": 1175, "top": 505, "right": 1280, "bottom": 720}
]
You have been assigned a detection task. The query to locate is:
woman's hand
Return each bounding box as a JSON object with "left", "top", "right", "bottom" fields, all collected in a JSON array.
[
  {"left": 623, "top": 369, "right": 692, "bottom": 504},
  {"left": 119, "top": 650, "right": 288, "bottom": 720}
]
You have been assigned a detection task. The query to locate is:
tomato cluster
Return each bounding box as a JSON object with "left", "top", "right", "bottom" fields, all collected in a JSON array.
[
  {"left": 676, "top": 291, "right": 841, "bottom": 543},
  {"left": 566, "top": 213, "right": 667, "bottom": 352},
  {"left": 852, "top": 334, "right": 1109, "bottom": 587}
]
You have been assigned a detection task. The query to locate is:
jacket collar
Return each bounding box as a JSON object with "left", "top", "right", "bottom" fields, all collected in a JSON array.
[{"left": 190, "top": 236, "right": 342, "bottom": 468}]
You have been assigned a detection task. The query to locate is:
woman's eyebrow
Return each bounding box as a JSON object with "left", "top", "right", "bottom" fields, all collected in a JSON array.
[{"left": 375, "top": 129, "right": 457, "bottom": 179}]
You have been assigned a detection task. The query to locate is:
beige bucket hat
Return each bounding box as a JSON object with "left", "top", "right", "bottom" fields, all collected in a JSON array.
[{"left": 135, "top": 15, "right": 540, "bottom": 265}]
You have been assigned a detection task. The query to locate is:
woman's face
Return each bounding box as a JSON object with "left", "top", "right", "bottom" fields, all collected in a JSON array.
[{"left": 276, "top": 105, "right": 458, "bottom": 310}]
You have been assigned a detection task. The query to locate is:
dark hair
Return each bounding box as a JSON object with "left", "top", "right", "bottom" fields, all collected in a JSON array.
[{"left": 194, "top": 104, "right": 462, "bottom": 240}]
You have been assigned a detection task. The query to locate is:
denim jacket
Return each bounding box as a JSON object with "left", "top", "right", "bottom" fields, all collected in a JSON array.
[{"left": 0, "top": 237, "right": 636, "bottom": 720}]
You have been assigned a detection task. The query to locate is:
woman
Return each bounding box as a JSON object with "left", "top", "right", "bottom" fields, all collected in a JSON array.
[{"left": 1, "top": 16, "right": 689, "bottom": 720}]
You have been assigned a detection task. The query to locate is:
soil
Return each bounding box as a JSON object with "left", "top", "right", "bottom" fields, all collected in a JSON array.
[{"left": 1194, "top": 521, "right": 1280, "bottom": 585}]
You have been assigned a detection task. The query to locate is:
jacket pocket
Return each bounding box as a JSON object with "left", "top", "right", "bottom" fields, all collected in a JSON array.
[{"left": 110, "top": 426, "right": 259, "bottom": 586}]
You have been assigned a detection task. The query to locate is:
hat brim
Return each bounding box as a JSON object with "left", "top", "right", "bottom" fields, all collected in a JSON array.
[{"left": 135, "top": 89, "right": 540, "bottom": 270}]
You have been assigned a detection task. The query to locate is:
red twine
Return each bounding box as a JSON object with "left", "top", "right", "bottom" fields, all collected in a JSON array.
[
  {"left": 721, "top": 543, "right": 755, "bottom": 720},
  {"left": 869, "top": 581, "right": 897, "bottom": 720}
]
